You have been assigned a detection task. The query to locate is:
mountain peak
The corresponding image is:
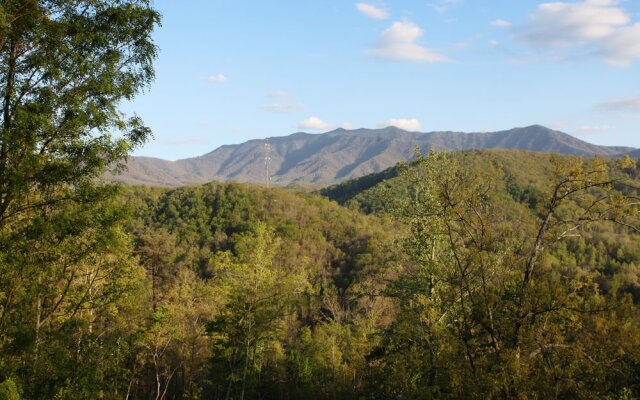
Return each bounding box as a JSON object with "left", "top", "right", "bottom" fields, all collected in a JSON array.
[
  {"left": 379, "top": 126, "right": 411, "bottom": 134},
  {"left": 512, "top": 125, "right": 558, "bottom": 134},
  {"left": 112, "top": 126, "right": 636, "bottom": 187},
  {"left": 326, "top": 126, "right": 410, "bottom": 135},
  {"left": 525, "top": 124, "right": 553, "bottom": 130}
]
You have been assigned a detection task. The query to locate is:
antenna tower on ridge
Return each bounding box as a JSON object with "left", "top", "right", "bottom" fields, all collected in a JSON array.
[{"left": 264, "top": 138, "right": 272, "bottom": 188}]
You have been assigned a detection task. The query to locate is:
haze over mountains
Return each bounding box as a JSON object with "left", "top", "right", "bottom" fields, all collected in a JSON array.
[{"left": 110, "top": 125, "right": 637, "bottom": 187}]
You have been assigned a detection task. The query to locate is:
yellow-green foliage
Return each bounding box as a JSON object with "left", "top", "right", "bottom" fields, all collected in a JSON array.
[
  {"left": 0, "top": 379, "right": 19, "bottom": 400},
  {"left": 1, "top": 149, "right": 638, "bottom": 399}
]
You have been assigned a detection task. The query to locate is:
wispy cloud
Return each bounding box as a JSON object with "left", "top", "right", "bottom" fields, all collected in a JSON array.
[
  {"left": 207, "top": 74, "right": 227, "bottom": 83},
  {"left": 367, "top": 21, "right": 448, "bottom": 63},
  {"left": 299, "top": 117, "right": 335, "bottom": 131},
  {"left": 262, "top": 91, "right": 301, "bottom": 113},
  {"left": 600, "top": 94, "right": 640, "bottom": 112},
  {"left": 513, "top": 0, "right": 640, "bottom": 66},
  {"left": 356, "top": 3, "right": 389, "bottom": 20},
  {"left": 429, "top": 0, "right": 462, "bottom": 14},
  {"left": 378, "top": 118, "right": 422, "bottom": 131},
  {"left": 492, "top": 19, "right": 511, "bottom": 28}
]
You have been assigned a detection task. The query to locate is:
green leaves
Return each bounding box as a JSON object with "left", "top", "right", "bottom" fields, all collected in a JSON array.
[
  {"left": 0, "top": 0, "right": 160, "bottom": 226},
  {"left": 366, "top": 151, "right": 640, "bottom": 398},
  {"left": 0, "top": 378, "right": 19, "bottom": 400},
  {"left": 0, "top": 1, "right": 159, "bottom": 397}
]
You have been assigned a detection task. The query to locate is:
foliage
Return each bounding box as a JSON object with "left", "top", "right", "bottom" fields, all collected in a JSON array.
[
  {"left": 0, "top": 379, "right": 19, "bottom": 400},
  {"left": 117, "top": 182, "right": 395, "bottom": 399},
  {"left": 0, "top": 0, "right": 159, "bottom": 398},
  {"left": 368, "top": 151, "right": 640, "bottom": 399},
  {"left": 1, "top": 146, "right": 639, "bottom": 398},
  {"left": 2, "top": 1, "right": 640, "bottom": 398},
  {"left": 0, "top": 0, "right": 159, "bottom": 227},
  {"left": 113, "top": 153, "right": 639, "bottom": 398}
]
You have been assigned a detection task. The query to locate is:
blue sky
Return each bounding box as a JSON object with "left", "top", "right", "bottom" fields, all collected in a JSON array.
[{"left": 126, "top": 0, "right": 640, "bottom": 160}]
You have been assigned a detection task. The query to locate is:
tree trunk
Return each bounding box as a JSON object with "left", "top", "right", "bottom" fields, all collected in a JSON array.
[
  {"left": 0, "top": 37, "right": 18, "bottom": 222},
  {"left": 240, "top": 338, "right": 250, "bottom": 400}
]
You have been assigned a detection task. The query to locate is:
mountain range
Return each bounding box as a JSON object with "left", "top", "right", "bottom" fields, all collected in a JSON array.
[
  {"left": 627, "top": 149, "right": 640, "bottom": 158},
  {"left": 108, "top": 125, "right": 637, "bottom": 187}
]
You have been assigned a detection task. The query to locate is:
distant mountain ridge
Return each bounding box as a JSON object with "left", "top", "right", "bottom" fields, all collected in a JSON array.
[
  {"left": 627, "top": 149, "right": 640, "bottom": 158},
  {"left": 109, "top": 125, "right": 636, "bottom": 187}
]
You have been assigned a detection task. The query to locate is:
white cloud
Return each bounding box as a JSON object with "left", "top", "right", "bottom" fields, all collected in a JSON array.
[
  {"left": 601, "top": 23, "right": 640, "bottom": 66},
  {"left": 489, "top": 39, "right": 500, "bottom": 46},
  {"left": 575, "top": 124, "right": 615, "bottom": 135},
  {"left": 356, "top": 3, "right": 389, "bottom": 20},
  {"left": 377, "top": 118, "right": 422, "bottom": 131},
  {"left": 601, "top": 95, "right": 640, "bottom": 112},
  {"left": 262, "top": 91, "right": 301, "bottom": 113},
  {"left": 367, "top": 21, "right": 448, "bottom": 63},
  {"left": 207, "top": 74, "right": 226, "bottom": 83},
  {"left": 585, "top": 0, "right": 618, "bottom": 6},
  {"left": 513, "top": 0, "right": 640, "bottom": 66},
  {"left": 518, "top": 1, "right": 628, "bottom": 47},
  {"left": 298, "top": 117, "right": 335, "bottom": 131},
  {"left": 492, "top": 19, "right": 511, "bottom": 28}
]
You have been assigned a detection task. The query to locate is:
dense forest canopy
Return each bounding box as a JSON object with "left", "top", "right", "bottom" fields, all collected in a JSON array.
[
  {"left": 3, "top": 143, "right": 640, "bottom": 398},
  {"left": 0, "top": 0, "right": 159, "bottom": 398},
  {"left": 1, "top": 1, "right": 640, "bottom": 399}
]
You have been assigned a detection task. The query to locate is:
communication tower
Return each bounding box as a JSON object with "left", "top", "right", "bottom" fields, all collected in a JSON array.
[{"left": 264, "top": 138, "right": 272, "bottom": 188}]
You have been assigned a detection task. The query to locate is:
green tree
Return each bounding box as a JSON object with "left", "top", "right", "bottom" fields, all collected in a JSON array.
[
  {"left": 0, "top": 378, "right": 19, "bottom": 400},
  {"left": 208, "top": 222, "right": 307, "bottom": 400},
  {"left": 374, "top": 152, "right": 640, "bottom": 399},
  {"left": 0, "top": 0, "right": 159, "bottom": 226},
  {"left": 0, "top": 0, "right": 159, "bottom": 397},
  {"left": 136, "top": 228, "right": 177, "bottom": 311}
]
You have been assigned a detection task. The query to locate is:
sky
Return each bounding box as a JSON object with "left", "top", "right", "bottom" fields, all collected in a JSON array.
[{"left": 125, "top": 0, "right": 640, "bottom": 160}]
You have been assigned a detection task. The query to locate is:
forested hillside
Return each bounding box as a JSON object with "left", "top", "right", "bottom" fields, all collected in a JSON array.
[
  {"left": 5, "top": 148, "right": 640, "bottom": 399},
  {"left": 122, "top": 183, "right": 397, "bottom": 399},
  {"left": 2, "top": 1, "right": 640, "bottom": 399},
  {"left": 0, "top": 180, "right": 401, "bottom": 399},
  {"left": 322, "top": 149, "right": 640, "bottom": 398},
  {"left": 324, "top": 149, "right": 640, "bottom": 306}
]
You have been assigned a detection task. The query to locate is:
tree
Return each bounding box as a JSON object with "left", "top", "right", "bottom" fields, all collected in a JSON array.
[
  {"left": 374, "top": 152, "right": 640, "bottom": 399},
  {"left": 207, "top": 222, "right": 307, "bottom": 400},
  {"left": 0, "top": 1, "right": 159, "bottom": 396},
  {"left": 0, "top": 0, "right": 158, "bottom": 228},
  {"left": 136, "top": 228, "right": 177, "bottom": 311},
  {"left": 0, "top": 193, "right": 148, "bottom": 399}
]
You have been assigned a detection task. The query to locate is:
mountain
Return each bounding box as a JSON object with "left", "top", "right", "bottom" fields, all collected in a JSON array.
[
  {"left": 320, "top": 148, "right": 640, "bottom": 216},
  {"left": 627, "top": 149, "right": 640, "bottom": 158},
  {"left": 109, "top": 125, "right": 636, "bottom": 187},
  {"left": 320, "top": 149, "right": 566, "bottom": 212}
]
